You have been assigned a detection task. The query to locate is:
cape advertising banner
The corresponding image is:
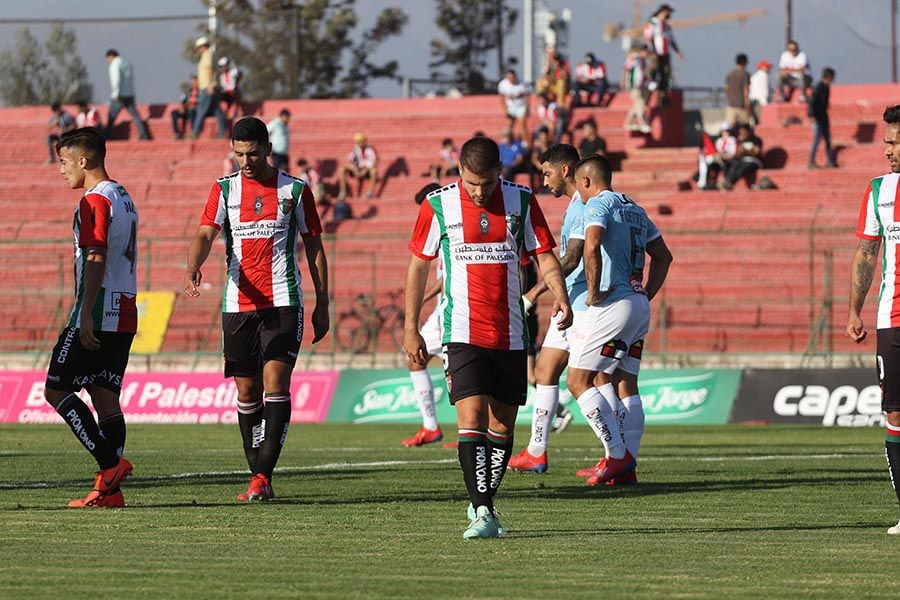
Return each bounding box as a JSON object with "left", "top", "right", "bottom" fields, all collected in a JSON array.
[
  {"left": 0, "top": 371, "right": 339, "bottom": 424},
  {"left": 732, "top": 368, "right": 883, "bottom": 427},
  {"left": 329, "top": 368, "right": 741, "bottom": 425}
]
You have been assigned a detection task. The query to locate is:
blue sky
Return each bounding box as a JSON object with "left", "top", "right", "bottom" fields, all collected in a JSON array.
[{"left": 0, "top": 0, "right": 893, "bottom": 104}]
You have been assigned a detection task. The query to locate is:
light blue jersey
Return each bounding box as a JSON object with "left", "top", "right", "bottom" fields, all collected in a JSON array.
[
  {"left": 560, "top": 192, "right": 588, "bottom": 310},
  {"left": 583, "top": 190, "right": 660, "bottom": 304}
]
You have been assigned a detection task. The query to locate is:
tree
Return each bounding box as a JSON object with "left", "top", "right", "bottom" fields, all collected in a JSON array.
[
  {"left": 187, "top": 0, "right": 408, "bottom": 100},
  {"left": 0, "top": 24, "right": 93, "bottom": 106},
  {"left": 430, "top": 0, "right": 518, "bottom": 94}
]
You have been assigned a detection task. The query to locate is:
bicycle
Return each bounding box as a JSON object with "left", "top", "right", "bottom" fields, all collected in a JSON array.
[{"left": 334, "top": 289, "right": 405, "bottom": 353}]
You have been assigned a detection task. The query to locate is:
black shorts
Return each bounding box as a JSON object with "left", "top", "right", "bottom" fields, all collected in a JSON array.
[
  {"left": 877, "top": 328, "right": 900, "bottom": 412},
  {"left": 45, "top": 327, "right": 134, "bottom": 395},
  {"left": 443, "top": 343, "right": 527, "bottom": 406},
  {"left": 223, "top": 306, "right": 303, "bottom": 378}
]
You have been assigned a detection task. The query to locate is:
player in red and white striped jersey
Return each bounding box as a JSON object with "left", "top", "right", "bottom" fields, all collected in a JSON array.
[
  {"left": 44, "top": 127, "right": 136, "bottom": 508},
  {"left": 848, "top": 104, "right": 900, "bottom": 535},
  {"left": 184, "top": 117, "right": 329, "bottom": 502},
  {"left": 405, "top": 136, "right": 572, "bottom": 538}
]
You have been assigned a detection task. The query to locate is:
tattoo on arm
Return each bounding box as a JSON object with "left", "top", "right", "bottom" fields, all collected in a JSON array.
[
  {"left": 559, "top": 240, "right": 585, "bottom": 276},
  {"left": 852, "top": 239, "right": 881, "bottom": 305}
]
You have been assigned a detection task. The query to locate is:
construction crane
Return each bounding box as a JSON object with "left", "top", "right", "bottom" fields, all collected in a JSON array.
[{"left": 603, "top": 6, "right": 768, "bottom": 49}]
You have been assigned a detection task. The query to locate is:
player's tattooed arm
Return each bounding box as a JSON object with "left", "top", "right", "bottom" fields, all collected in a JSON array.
[
  {"left": 524, "top": 238, "right": 584, "bottom": 303},
  {"left": 847, "top": 237, "right": 881, "bottom": 343}
]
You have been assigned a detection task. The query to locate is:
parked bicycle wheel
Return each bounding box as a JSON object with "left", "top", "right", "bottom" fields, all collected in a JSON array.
[{"left": 335, "top": 312, "right": 370, "bottom": 353}]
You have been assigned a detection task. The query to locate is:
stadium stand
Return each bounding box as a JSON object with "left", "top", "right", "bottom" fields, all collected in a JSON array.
[{"left": 0, "top": 83, "right": 896, "bottom": 357}]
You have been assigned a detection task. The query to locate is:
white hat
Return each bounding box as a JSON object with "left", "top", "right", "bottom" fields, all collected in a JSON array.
[
  {"left": 194, "top": 36, "right": 210, "bottom": 48},
  {"left": 217, "top": 56, "right": 229, "bottom": 67}
]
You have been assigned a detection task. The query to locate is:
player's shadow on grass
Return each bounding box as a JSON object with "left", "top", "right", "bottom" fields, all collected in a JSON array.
[{"left": 505, "top": 522, "right": 881, "bottom": 540}]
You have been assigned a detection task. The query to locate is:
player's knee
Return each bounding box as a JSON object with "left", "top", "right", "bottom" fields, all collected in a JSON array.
[
  {"left": 888, "top": 410, "right": 900, "bottom": 427},
  {"left": 44, "top": 388, "right": 67, "bottom": 410}
]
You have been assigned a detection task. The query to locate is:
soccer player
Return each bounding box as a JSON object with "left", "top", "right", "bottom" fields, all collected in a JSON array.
[
  {"left": 566, "top": 156, "right": 672, "bottom": 486},
  {"left": 183, "top": 117, "right": 329, "bottom": 502},
  {"left": 45, "top": 127, "right": 138, "bottom": 508},
  {"left": 402, "top": 182, "right": 445, "bottom": 447},
  {"left": 404, "top": 136, "right": 572, "bottom": 539},
  {"left": 847, "top": 104, "right": 900, "bottom": 535},
  {"left": 508, "top": 143, "right": 588, "bottom": 474}
]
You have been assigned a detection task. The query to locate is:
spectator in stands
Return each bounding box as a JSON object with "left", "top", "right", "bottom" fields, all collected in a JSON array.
[
  {"left": 171, "top": 73, "right": 199, "bottom": 140},
  {"left": 75, "top": 101, "right": 102, "bottom": 130},
  {"left": 218, "top": 56, "right": 242, "bottom": 120},
  {"left": 535, "top": 92, "right": 566, "bottom": 143},
  {"left": 696, "top": 122, "right": 736, "bottom": 190},
  {"left": 720, "top": 124, "right": 764, "bottom": 190},
  {"left": 499, "top": 129, "right": 528, "bottom": 182},
  {"left": 104, "top": 49, "right": 150, "bottom": 140},
  {"left": 644, "top": 4, "right": 683, "bottom": 104},
  {"left": 808, "top": 67, "right": 837, "bottom": 169},
  {"left": 429, "top": 138, "right": 460, "bottom": 182},
  {"left": 573, "top": 53, "right": 608, "bottom": 107},
  {"left": 578, "top": 120, "right": 607, "bottom": 158},
  {"left": 338, "top": 132, "right": 379, "bottom": 200},
  {"left": 47, "top": 102, "right": 75, "bottom": 163},
  {"left": 191, "top": 37, "right": 226, "bottom": 139},
  {"left": 622, "top": 42, "right": 651, "bottom": 133},
  {"left": 223, "top": 151, "right": 239, "bottom": 176},
  {"left": 296, "top": 158, "right": 327, "bottom": 208},
  {"left": 538, "top": 50, "right": 571, "bottom": 111},
  {"left": 777, "top": 40, "right": 812, "bottom": 103},
  {"left": 724, "top": 53, "right": 751, "bottom": 127},
  {"left": 530, "top": 125, "right": 552, "bottom": 190},
  {"left": 498, "top": 70, "right": 530, "bottom": 145},
  {"left": 267, "top": 109, "right": 291, "bottom": 172},
  {"left": 749, "top": 61, "right": 771, "bottom": 126}
]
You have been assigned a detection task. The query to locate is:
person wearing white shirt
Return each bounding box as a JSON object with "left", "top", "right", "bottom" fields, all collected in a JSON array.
[
  {"left": 749, "top": 61, "right": 771, "bottom": 125},
  {"left": 267, "top": 109, "right": 291, "bottom": 172},
  {"left": 498, "top": 70, "right": 530, "bottom": 144},
  {"left": 104, "top": 49, "right": 149, "bottom": 139},
  {"left": 777, "top": 40, "right": 812, "bottom": 102}
]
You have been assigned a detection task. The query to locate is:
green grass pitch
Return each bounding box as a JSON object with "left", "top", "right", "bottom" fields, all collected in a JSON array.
[{"left": 1, "top": 424, "right": 898, "bottom": 598}]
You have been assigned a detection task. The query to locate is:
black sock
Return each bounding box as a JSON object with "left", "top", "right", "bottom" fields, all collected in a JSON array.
[
  {"left": 55, "top": 394, "right": 118, "bottom": 470},
  {"left": 237, "top": 399, "right": 264, "bottom": 472},
  {"left": 458, "top": 430, "right": 492, "bottom": 511},
  {"left": 254, "top": 394, "right": 291, "bottom": 480},
  {"left": 98, "top": 412, "right": 126, "bottom": 458},
  {"left": 886, "top": 432, "right": 900, "bottom": 509},
  {"left": 487, "top": 429, "right": 514, "bottom": 500}
]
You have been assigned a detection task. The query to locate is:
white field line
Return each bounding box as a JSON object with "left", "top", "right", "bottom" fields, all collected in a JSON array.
[{"left": 0, "top": 453, "right": 881, "bottom": 490}]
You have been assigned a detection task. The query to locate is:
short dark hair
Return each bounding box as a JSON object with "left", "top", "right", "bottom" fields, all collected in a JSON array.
[
  {"left": 459, "top": 136, "right": 501, "bottom": 174},
  {"left": 540, "top": 143, "right": 579, "bottom": 170},
  {"left": 415, "top": 182, "right": 442, "bottom": 205},
  {"left": 736, "top": 53, "right": 748, "bottom": 66},
  {"left": 442, "top": 137, "right": 453, "bottom": 146},
  {"left": 279, "top": 108, "right": 291, "bottom": 118},
  {"left": 51, "top": 102, "right": 61, "bottom": 112},
  {"left": 57, "top": 127, "right": 106, "bottom": 162},
  {"left": 77, "top": 101, "right": 88, "bottom": 110},
  {"left": 232, "top": 117, "right": 269, "bottom": 145},
  {"left": 106, "top": 49, "right": 119, "bottom": 57},
  {"left": 575, "top": 155, "right": 612, "bottom": 187},
  {"left": 822, "top": 67, "right": 835, "bottom": 79},
  {"left": 787, "top": 39, "right": 798, "bottom": 47},
  {"left": 884, "top": 105, "right": 900, "bottom": 125},
  {"left": 296, "top": 158, "right": 308, "bottom": 167}
]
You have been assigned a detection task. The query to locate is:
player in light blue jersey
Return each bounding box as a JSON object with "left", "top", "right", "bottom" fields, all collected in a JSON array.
[
  {"left": 508, "top": 144, "right": 590, "bottom": 474},
  {"left": 566, "top": 155, "right": 672, "bottom": 486}
]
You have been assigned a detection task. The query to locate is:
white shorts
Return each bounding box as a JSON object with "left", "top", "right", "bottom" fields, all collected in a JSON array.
[
  {"left": 541, "top": 310, "right": 587, "bottom": 352},
  {"left": 421, "top": 308, "right": 443, "bottom": 357},
  {"left": 567, "top": 295, "right": 650, "bottom": 375},
  {"left": 506, "top": 104, "right": 527, "bottom": 119}
]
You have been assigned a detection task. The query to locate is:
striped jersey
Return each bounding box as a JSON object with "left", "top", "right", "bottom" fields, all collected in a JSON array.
[
  {"left": 69, "top": 180, "right": 139, "bottom": 333},
  {"left": 583, "top": 191, "right": 661, "bottom": 305},
  {"left": 643, "top": 16, "right": 678, "bottom": 56},
  {"left": 856, "top": 172, "right": 900, "bottom": 328},
  {"left": 623, "top": 54, "right": 646, "bottom": 90},
  {"left": 408, "top": 179, "right": 556, "bottom": 350},
  {"left": 560, "top": 192, "right": 588, "bottom": 311},
  {"left": 201, "top": 170, "right": 322, "bottom": 313}
]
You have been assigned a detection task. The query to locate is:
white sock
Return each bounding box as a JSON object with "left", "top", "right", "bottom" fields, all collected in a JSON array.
[
  {"left": 527, "top": 384, "right": 558, "bottom": 456},
  {"left": 622, "top": 394, "right": 645, "bottom": 458},
  {"left": 597, "top": 382, "right": 627, "bottom": 447},
  {"left": 576, "top": 388, "right": 626, "bottom": 459},
  {"left": 410, "top": 369, "right": 438, "bottom": 430}
]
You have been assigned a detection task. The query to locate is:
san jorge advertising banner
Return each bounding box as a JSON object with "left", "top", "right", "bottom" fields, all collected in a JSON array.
[
  {"left": 328, "top": 368, "right": 741, "bottom": 425},
  {"left": 0, "top": 371, "right": 340, "bottom": 424}
]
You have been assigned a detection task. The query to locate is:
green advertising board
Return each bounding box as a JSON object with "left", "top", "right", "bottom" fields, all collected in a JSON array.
[{"left": 328, "top": 368, "right": 740, "bottom": 425}]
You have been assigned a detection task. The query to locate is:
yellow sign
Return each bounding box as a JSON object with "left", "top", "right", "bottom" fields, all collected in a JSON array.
[{"left": 132, "top": 291, "right": 176, "bottom": 354}]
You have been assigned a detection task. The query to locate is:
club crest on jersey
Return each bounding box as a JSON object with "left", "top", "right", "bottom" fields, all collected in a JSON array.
[
  {"left": 254, "top": 196, "right": 263, "bottom": 215},
  {"left": 479, "top": 212, "right": 489, "bottom": 234},
  {"left": 278, "top": 196, "right": 294, "bottom": 215},
  {"left": 505, "top": 213, "right": 520, "bottom": 236}
]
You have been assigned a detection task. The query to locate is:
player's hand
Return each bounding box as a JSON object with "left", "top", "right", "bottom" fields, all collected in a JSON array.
[
  {"left": 553, "top": 300, "right": 573, "bottom": 330},
  {"left": 183, "top": 269, "right": 202, "bottom": 297},
  {"left": 404, "top": 331, "right": 428, "bottom": 366},
  {"left": 846, "top": 314, "right": 867, "bottom": 343},
  {"left": 78, "top": 316, "right": 101, "bottom": 352},
  {"left": 311, "top": 302, "right": 329, "bottom": 344}
]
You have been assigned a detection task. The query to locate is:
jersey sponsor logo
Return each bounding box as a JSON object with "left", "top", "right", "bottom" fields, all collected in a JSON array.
[
  {"left": 886, "top": 223, "right": 900, "bottom": 241},
  {"left": 475, "top": 445, "right": 489, "bottom": 493},
  {"left": 65, "top": 409, "right": 97, "bottom": 450},
  {"left": 278, "top": 196, "right": 294, "bottom": 215},
  {"left": 254, "top": 196, "right": 263, "bottom": 215},
  {"left": 229, "top": 221, "right": 287, "bottom": 238},
  {"left": 57, "top": 328, "right": 77, "bottom": 364},
  {"left": 773, "top": 384, "right": 883, "bottom": 426},
  {"left": 452, "top": 242, "right": 517, "bottom": 264},
  {"left": 489, "top": 445, "right": 506, "bottom": 490}
]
